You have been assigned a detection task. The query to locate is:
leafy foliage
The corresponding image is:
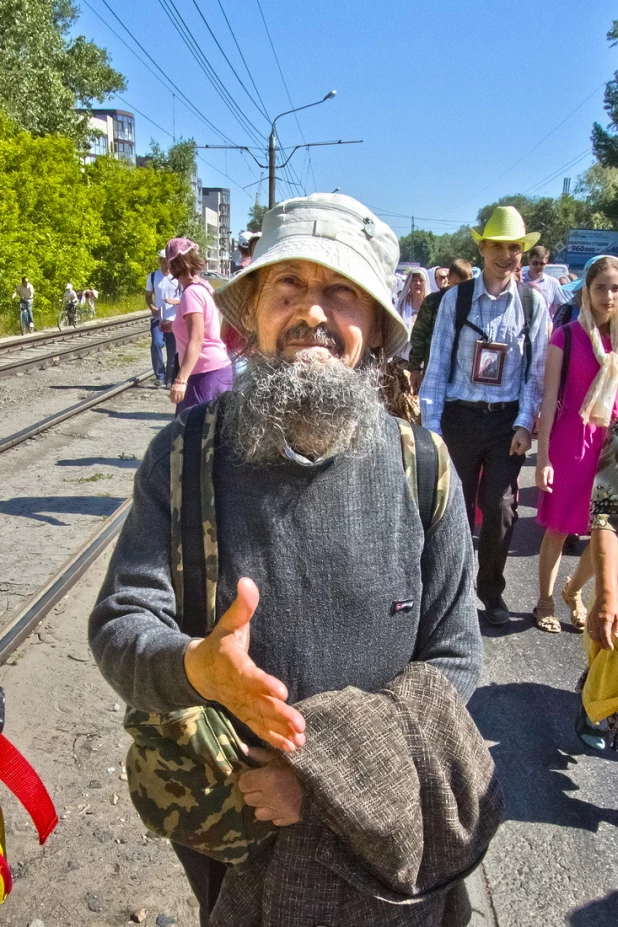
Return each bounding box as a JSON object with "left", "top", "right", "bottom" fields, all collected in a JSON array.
[
  {"left": 0, "top": 0, "right": 125, "bottom": 145},
  {"left": 592, "top": 20, "right": 618, "bottom": 168},
  {"left": 0, "top": 114, "right": 208, "bottom": 332},
  {"left": 247, "top": 202, "right": 269, "bottom": 233}
]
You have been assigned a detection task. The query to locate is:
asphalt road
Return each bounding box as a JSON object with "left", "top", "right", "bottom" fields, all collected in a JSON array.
[{"left": 470, "top": 445, "right": 618, "bottom": 927}]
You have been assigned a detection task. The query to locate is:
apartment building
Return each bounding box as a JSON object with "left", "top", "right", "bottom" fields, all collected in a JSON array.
[
  {"left": 202, "top": 187, "right": 231, "bottom": 275},
  {"left": 84, "top": 109, "right": 136, "bottom": 164}
]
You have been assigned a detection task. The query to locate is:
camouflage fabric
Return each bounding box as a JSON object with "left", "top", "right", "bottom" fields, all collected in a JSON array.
[
  {"left": 408, "top": 290, "right": 445, "bottom": 374},
  {"left": 125, "top": 400, "right": 277, "bottom": 864},
  {"left": 381, "top": 357, "right": 421, "bottom": 424},
  {"left": 396, "top": 419, "right": 451, "bottom": 533},
  {"left": 124, "top": 402, "right": 449, "bottom": 864}
]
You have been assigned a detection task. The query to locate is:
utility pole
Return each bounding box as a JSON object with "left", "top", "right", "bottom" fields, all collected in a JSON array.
[
  {"left": 411, "top": 215, "right": 415, "bottom": 262},
  {"left": 196, "top": 91, "right": 362, "bottom": 211}
]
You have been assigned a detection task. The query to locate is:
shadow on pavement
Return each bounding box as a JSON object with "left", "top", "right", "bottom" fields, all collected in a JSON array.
[
  {"left": 49, "top": 384, "right": 115, "bottom": 391},
  {"left": 568, "top": 890, "right": 618, "bottom": 925},
  {"left": 92, "top": 408, "right": 173, "bottom": 422},
  {"left": 0, "top": 496, "right": 124, "bottom": 526},
  {"left": 479, "top": 610, "right": 534, "bottom": 637},
  {"left": 56, "top": 456, "right": 141, "bottom": 469},
  {"left": 469, "top": 682, "right": 618, "bottom": 832}
]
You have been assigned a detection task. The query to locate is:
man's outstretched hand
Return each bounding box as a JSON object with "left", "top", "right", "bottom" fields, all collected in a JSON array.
[{"left": 183, "top": 578, "right": 305, "bottom": 753}]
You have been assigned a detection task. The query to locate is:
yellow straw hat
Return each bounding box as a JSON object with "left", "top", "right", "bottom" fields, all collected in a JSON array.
[{"left": 471, "top": 206, "right": 540, "bottom": 252}]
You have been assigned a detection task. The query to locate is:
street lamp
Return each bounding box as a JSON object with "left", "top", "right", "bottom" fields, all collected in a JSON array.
[{"left": 269, "top": 91, "right": 337, "bottom": 207}]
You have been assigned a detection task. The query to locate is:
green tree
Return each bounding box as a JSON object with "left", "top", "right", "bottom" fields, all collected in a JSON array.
[
  {"left": 475, "top": 193, "right": 595, "bottom": 255},
  {"left": 575, "top": 163, "right": 618, "bottom": 226},
  {"left": 247, "top": 202, "right": 268, "bottom": 233},
  {"left": 592, "top": 20, "right": 618, "bottom": 167},
  {"left": 147, "top": 138, "right": 209, "bottom": 254},
  {"left": 87, "top": 154, "right": 190, "bottom": 296},
  {"left": 0, "top": 0, "right": 125, "bottom": 144},
  {"left": 0, "top": 111, "right": 103, "bottom": 323},
  {"left": 429, "top": 226, "right": 480, "bottom": 268},
  {"left": 398, "top": 230, "right": 436, "bottom": 266}
]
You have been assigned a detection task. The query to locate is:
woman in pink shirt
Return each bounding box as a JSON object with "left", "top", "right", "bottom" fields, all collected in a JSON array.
[{"left": 166, "top": 238, "right": 233, "bottom": 414}]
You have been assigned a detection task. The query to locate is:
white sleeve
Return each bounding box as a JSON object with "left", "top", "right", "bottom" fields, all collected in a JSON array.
[{"left": 145, "top": 273, "right": 154, "bottom": 293}]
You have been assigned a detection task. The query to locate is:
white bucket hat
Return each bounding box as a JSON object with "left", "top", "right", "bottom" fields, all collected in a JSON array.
[{"left": 215, "top": 193, "right": 407, "bottom": 357}]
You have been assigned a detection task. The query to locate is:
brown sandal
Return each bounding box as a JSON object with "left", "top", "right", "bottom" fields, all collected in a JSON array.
[
  {"left": 561, "top": 577, "right": 586, "bottom": 631},
  {"left": 533, "top": 598, "right": 561, "bottom": 633}
]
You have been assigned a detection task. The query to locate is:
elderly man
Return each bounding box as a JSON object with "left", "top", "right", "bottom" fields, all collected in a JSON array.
[
  {"left": 90, "top": 194, "right": 501, "bottom": 926},
  {"left": 420, "top": 206, "right": 548, "bottom": 626}
]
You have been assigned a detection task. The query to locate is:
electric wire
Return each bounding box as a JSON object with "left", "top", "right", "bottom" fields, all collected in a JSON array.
[
  {"left": 94, "top": 0, "right": 244, "bottom": 148},
  {"left": 435, "top": 82, "right": 606, "bottom": 217},
  {"left": 114, "top": 95, "right": 253, "bottom": 199},
  {"left": 521, "top": 148, "right": 593, "bottom": 197},
  {"left": 190, "top": 0, "right": 270, "bottom": 123},
  {"left": 215, "top": 0, "right": 272, "bottom": 122},
  {"left": 157, "top": 0, "right": 267, "bottom": 147}
]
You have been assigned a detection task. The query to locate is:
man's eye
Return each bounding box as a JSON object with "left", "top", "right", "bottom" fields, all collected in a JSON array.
[
  {"left": 331, "top": 284, "right": 356, "bottom": 296},
  {"left": 278, "top": 276, "right": 300, "bottom": 286}
]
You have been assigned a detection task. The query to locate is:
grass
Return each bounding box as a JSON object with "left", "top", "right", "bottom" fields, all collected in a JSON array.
[
  {"left": 67, "top": 473, "right": 114, "bottom": 484},
  {"left": 0, "top": 292, "right": 145, "bottom": 337}
]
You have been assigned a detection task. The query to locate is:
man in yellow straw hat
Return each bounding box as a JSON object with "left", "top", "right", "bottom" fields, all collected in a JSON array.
[{"left": 420, "top": 205, "right": 549, "bottom": 626}]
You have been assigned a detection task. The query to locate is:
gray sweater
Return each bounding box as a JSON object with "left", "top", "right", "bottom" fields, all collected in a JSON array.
[{"left": 89, "top": 411, "right": 482, "bottom": 718}]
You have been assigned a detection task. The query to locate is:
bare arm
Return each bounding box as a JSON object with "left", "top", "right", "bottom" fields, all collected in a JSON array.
[
  {"left": 535, "top": 343, "right": 562, "bottom": 492},
  {"left": 588, "top": 528, "right": 618, "bottom": 649},
  {"left": 169, "top": 311, "right": 205, "bottom": 404}
]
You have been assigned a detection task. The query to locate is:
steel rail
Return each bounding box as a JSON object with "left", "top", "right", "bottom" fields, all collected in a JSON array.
[
  {"left": 0, "top": 311, "right": 151, "bottom": 355},
  {"left": 0, "top": 322, "right": 149, "bottom": 379},
  {"left": 0, "top": 499, "right": 132, "bottom": 664},
  {"left": 0, "top": 369, "right": 154, "bottom": 454}
]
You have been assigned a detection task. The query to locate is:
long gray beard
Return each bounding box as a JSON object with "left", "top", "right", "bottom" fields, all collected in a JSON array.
[{"left": 222, "top": 352, "right": 385, "bottom": 464}]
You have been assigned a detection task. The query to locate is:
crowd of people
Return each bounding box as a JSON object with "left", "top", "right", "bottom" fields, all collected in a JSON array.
[{"left": 89, "top": 192, "right": 618, "bottom": 925}]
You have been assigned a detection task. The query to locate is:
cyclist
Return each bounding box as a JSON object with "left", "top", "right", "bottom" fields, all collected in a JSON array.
[
  {"left": 63, "top": 283, "right": 79, "bottom": 321},
  {"left": 79, "top": 287, "right": 98, "bottom": 317},
  {"left": 12, "top": 276, "right": 35, "bottom": 332}
]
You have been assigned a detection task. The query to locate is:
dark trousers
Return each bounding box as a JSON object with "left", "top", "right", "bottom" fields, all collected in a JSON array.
[
  {"left": 441, "top": 402, "right": 524, "bottom": 605},
  {"left": 150, "top": 320, "right": 177, "bottom": 384},
  {"left": 171, "top": 841, "right": 227, "bottom": 926}
]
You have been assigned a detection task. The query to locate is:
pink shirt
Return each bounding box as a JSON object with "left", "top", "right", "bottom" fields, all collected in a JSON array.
[{"left": 172, "top": 281, "right": 231, "bottom": 376}]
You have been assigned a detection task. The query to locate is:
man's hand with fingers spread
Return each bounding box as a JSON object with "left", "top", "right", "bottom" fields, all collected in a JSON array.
[
  {"left": 183, "top": 578, "right": 306, "bottom": 752},
  {"left": 239, "top": 746, "right": 304, "bottom": 827}
]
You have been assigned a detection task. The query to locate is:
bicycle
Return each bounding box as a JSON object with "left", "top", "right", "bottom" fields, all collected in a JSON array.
[
  {"left": 18, "top": 299, "right": 32, "bottom": 336},
  {"left": 57, "top": 299, "right": 81, "bottom": 331}
]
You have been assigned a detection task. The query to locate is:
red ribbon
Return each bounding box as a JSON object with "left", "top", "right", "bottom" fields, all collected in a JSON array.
[{"left": 0, "top": 734, "right": 58, "bottom": 844}]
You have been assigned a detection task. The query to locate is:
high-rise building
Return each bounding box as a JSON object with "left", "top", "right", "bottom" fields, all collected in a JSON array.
[
  {"left": 83, "top": 109, "right": 136, "bottom": 164},
  {"left": 202, "top": 187, "right": 231, "bottom": 275}
]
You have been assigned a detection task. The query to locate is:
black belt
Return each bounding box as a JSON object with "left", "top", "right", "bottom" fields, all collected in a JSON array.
[{"left": 451, "top": 399, "right": 519, "bottom": 413}]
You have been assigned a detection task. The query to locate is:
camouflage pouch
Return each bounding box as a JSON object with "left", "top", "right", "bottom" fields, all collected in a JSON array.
[{"left": 124, "top": 401, "right": 277, "bottom": 864}]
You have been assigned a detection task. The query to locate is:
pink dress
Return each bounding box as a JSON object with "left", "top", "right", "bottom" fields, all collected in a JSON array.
[{"left": 537, "top": 321, "right": 618, "bottom": 534}]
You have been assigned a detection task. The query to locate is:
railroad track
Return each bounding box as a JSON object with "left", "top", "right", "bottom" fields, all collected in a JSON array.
[
  {"left": 0, "top": 313, "right": 150, "bottom": 379},
  {"left": 0, "top": 366, "right": 160, "bottom": 659}
]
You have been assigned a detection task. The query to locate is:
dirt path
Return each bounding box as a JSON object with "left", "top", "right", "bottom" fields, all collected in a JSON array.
[{"left": 0, "top": 548, "right": 199, "bottom": 927}]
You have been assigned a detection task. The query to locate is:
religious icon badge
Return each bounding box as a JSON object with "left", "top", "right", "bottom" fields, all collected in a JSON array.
[{"left": 471, "top": 340, "right": 507, "bottom": 385}]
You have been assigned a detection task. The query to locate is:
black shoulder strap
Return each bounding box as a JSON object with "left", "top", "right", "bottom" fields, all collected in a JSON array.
[
  {"left": 449, "top": 278, "right": 476, "bottom": 382},
  {"left": 558, "top": 324, "right": 572, "bottom": 408},
  {"left": 180, "top": 403, "right": 209, "bottom": 637},
  {"left": 517, "top": 282, "right": 535, "bottom": 383},
  {"left": 150, "top": 271, "right": 156, "bottom": 289},
  {"left": 410, "top": 424, "right": 438, "bottom": 534}
]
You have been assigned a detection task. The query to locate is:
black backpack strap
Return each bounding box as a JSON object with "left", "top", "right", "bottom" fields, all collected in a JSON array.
[
  {"left": 557, "top": 324, "right": 572, "bottom": 409},
  {"left": 449, "top": 278, "right": 476, "bottom": 382},
  {"left": 179, "top": 404, "right": 209, "bottom": 637},
  {"left": 410, "top": 425, "right": 438, "bottom": 533},
  {"left": 150, "top": 271, "right": 156, "bottom": 290}
]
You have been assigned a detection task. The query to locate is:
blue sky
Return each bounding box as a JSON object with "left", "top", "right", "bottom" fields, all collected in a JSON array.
[{"left": 74, "top": 0, "right": 617, "bottom": 240}]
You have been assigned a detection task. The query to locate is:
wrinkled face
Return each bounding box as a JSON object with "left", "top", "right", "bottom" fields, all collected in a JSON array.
[
  {"left": 588, "top": 269, "right": 618, "bottom": 325},
  {"left": 528, "top": 253, "right": 549, "bottom": 280},
  {"left": 435, "top": 268, "right": 449, "bottom": 289},
  {"left": 249, "top": 260, "right": 382, "bottom": 368},
  {"left": 479, "top": 240, "right": 523, "bottom": 280}
]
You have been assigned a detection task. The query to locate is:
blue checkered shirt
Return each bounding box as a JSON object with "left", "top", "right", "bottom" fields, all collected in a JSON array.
[{"left": 418, "top": 274, "right": 548, "bottom": 434}]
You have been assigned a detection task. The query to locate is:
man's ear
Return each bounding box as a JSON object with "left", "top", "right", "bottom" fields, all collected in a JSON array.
[{"left": 368, "top": 305, "right": 385, "bottom": 350}]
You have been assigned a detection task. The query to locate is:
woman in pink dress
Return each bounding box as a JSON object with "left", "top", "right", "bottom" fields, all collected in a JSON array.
[
  {"left": 166, "top": 238, "right": 233, "bottom": 414},
  {"left": 535, "top": 255, "right": 618, "bottom": 632}
]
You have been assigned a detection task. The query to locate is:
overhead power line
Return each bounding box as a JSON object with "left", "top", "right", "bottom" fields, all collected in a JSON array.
[
  {"left": 157, "top": 0, "right": 267, "bottom": 147},
  {"left": 435, "top": 81, "right": 606, "bottom": 217},
  {"left": 190, "top": 0, "right": 269, "bottom": 123},
  {"left": 521, "top": 147, "right": 593, "bottom": 197},
  {"left": 94, "top": 0, "right": 244, "bottom": 148},
  {"left": 215, "top": 0, "right": 272, "bottom": 123}
]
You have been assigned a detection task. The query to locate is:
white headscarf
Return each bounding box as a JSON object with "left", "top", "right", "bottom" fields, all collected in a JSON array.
[
  {"left": 396, "top": 268, "right": 432, "bottom": 334},
  {"left": 578, "top": 258, "right": 618, "bottom": 427},
  {"left": 427, "top": 266, "right": 441, "bottom": 293}
]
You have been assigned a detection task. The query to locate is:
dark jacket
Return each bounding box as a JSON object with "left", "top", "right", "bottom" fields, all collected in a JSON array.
[
  {"left": 209, "top": 662, "right": 504, "bottom": 927},
  {"left": 408, "top": 290, "right": 446, "bottom": 373}
]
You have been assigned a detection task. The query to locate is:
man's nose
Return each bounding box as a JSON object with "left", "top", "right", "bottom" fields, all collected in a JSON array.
[{"left": 297, "top": 298, "right": 328, "bottom": 327}]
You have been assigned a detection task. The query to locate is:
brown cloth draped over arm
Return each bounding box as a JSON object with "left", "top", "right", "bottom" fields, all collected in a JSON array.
[{"left": 210, "top": 662, "right": 503, "bottom": 927}]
